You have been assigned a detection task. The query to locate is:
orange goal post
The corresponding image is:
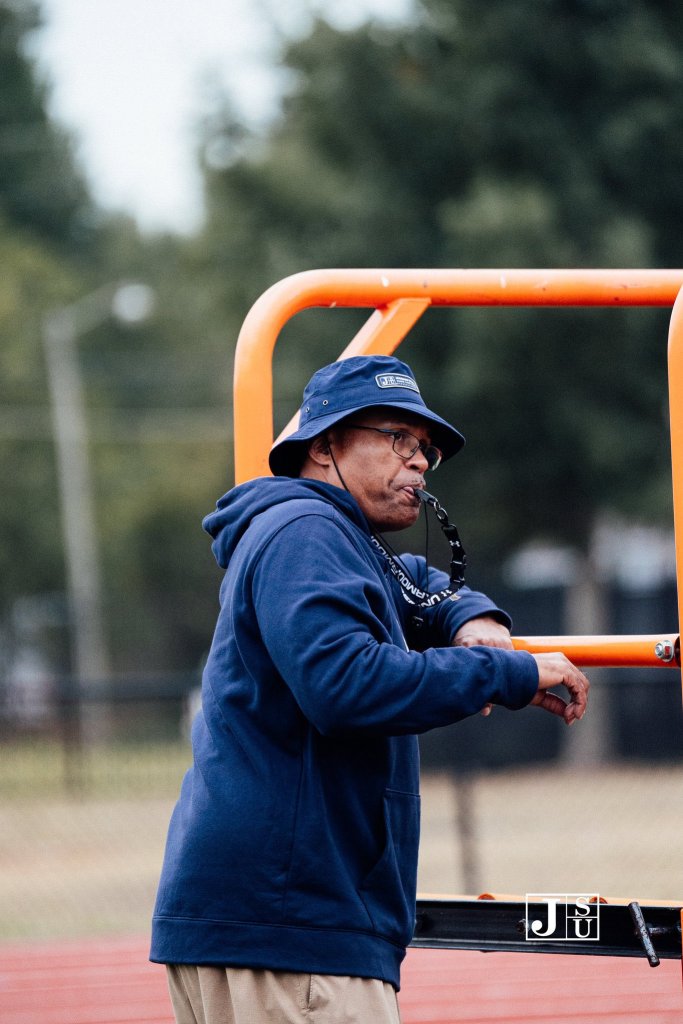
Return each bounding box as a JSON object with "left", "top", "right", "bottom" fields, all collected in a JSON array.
[{"left": 233, "top": 268, "right": 683, "bottom": 673}]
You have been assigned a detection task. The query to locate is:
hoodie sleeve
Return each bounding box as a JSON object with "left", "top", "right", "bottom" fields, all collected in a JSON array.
[
  {"left": 250, "top": 511, "right": 538, "bottom": 738},
  {"left": 393, "top": 554, "right": 512, "bottom": 650}
]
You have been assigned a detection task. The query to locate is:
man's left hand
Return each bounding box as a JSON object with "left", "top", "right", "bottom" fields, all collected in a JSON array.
[{"left": 452, "top": 616, "right": 513, "bottom": 650}]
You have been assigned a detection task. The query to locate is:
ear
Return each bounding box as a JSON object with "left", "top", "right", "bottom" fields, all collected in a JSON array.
[{"left": 307, "top": 435, "right": 331, "bottom": 466}]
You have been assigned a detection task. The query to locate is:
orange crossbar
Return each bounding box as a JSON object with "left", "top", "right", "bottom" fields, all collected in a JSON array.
[
  {"left": 232, "top": 267, "right": 683, "bottom": 675},
  {"left": 513, "top": 633, "right": 680, "bottom": 667}
]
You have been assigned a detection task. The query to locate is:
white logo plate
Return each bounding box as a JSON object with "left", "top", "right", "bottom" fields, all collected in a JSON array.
[{"left": 375, "top": 373, "right": 420, "bottom": 393}]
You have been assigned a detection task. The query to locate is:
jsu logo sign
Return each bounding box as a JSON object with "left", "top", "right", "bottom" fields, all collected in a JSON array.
[{"left": 525, "top": 893, "right": 600, "bottom": 941}]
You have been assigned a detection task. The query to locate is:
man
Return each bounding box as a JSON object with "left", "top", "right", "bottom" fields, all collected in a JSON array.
[{"left": 151, "top": 354, "right": 589, "bottom": 1024}]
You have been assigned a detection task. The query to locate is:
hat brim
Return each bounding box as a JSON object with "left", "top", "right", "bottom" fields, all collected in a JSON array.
[{"left": 269, "top": 399, "right": 465, "bottom": 477}]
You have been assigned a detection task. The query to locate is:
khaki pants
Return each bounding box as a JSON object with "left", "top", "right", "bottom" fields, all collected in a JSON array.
[{"left": 166, "top": 965, "right": 401, "bottom": 1024}]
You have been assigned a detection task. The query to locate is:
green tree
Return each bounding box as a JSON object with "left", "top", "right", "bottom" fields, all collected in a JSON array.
[
  {"left": 0, "top": 3, "right": 220, "bottom": 677},
  {"left": 0, "top": 1, "right": 93, "bottom": 250},
  {"left": 197, "top": 0, "right": 681, "bottom": 565},
  {"left": 0, "top": 224, "right": 76, "bottom": 606},
  {"left": 81, "top": 217, "right": 237, "bottom": 672}
]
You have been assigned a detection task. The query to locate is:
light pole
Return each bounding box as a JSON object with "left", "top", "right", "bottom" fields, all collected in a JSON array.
[{"left": 42, "top": 282, "right": 155, "bottom": 740}]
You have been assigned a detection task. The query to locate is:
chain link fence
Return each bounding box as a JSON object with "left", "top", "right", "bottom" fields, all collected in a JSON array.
[
  {"left": 2, "top": 575, "right": 682, "bottom": 942},
  {"left": 2, "top": 674, "right": 682, "bottom": 942}
]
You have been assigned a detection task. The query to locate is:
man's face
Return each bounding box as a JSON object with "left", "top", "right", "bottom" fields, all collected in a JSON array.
[{"left": 329, "top": 408, "right": 435, "bottom": 531}]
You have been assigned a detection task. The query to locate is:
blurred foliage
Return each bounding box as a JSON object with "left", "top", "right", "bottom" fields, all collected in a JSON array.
[
  {"left": 0, "top": 225, "right": 77, "bottom": 606},
  {"left": 198, "top": 0, "right": 681, "bottom": 566},
  {"left": 1, "top": 0, "right": 682, "bottom": 689},
  {"left": 0, "top": 0, "right": 94, "bottom": 251},
  {"left": 0, "top": 1, "right": 230, "bottom": 678}
]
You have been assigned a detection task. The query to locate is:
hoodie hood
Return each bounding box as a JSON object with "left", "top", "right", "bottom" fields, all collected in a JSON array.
[{"left": 203, "top": 476, "right": 369, "bottom": 569}]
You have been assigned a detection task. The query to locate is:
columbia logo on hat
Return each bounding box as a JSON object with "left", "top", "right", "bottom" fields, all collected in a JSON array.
[{"left": 375, "top": 373, "right": 420, "bottom": 392}]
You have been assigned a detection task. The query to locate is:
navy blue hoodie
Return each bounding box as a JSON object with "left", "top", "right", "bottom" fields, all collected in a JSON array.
[{"left": 150, "top": 477, "right": 538, "bottom": 987}]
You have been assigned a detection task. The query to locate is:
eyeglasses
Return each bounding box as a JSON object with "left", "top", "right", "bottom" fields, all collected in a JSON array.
[{"left": 345, "top": 425, "right": 442, "bottom": 470}]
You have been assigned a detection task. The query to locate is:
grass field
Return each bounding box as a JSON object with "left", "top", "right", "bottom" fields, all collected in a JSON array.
[{"left": 2, "top": 739, "right": 682, "bottom": 941}]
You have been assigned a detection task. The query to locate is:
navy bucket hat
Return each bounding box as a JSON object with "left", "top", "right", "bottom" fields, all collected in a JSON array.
[{"left": 269, "top": 354, "right": 465, "bottom": 477}]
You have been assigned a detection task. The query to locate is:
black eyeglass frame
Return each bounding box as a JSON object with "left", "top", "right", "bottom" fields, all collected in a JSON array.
[{"left": 344, "top": 424, "right": 443, "bottom": 471}]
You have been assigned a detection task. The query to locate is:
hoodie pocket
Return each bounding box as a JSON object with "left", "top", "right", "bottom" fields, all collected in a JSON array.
[{"left": 358, "top": 788, "right": 420, "bottom": 945}]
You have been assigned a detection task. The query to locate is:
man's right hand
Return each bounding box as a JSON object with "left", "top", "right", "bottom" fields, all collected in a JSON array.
[{"left": 529, "top": 653, "right": 590, "bottom": 726}]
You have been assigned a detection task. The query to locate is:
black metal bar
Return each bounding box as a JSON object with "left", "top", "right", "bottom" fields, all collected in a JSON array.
[
  {"left": 628, "top": 901, "right": 661, "bottom": 966},
  {"left": 412, "top": 898, "right": 682, "bottom": 960}
]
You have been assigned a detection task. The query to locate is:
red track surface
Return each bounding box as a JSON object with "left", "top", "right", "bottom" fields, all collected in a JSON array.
[{"left": 1, "top": 937, "right": 681, "bottom": 1023}]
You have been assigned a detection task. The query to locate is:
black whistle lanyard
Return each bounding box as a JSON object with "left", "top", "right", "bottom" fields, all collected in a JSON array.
[{"left": 370, "top": 487, "right": 467, "bottom": 611}]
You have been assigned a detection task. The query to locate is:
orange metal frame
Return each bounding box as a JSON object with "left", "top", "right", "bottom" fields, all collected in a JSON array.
[{"left": 233, "top": 269, "right": 683, "bottom": 671}]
